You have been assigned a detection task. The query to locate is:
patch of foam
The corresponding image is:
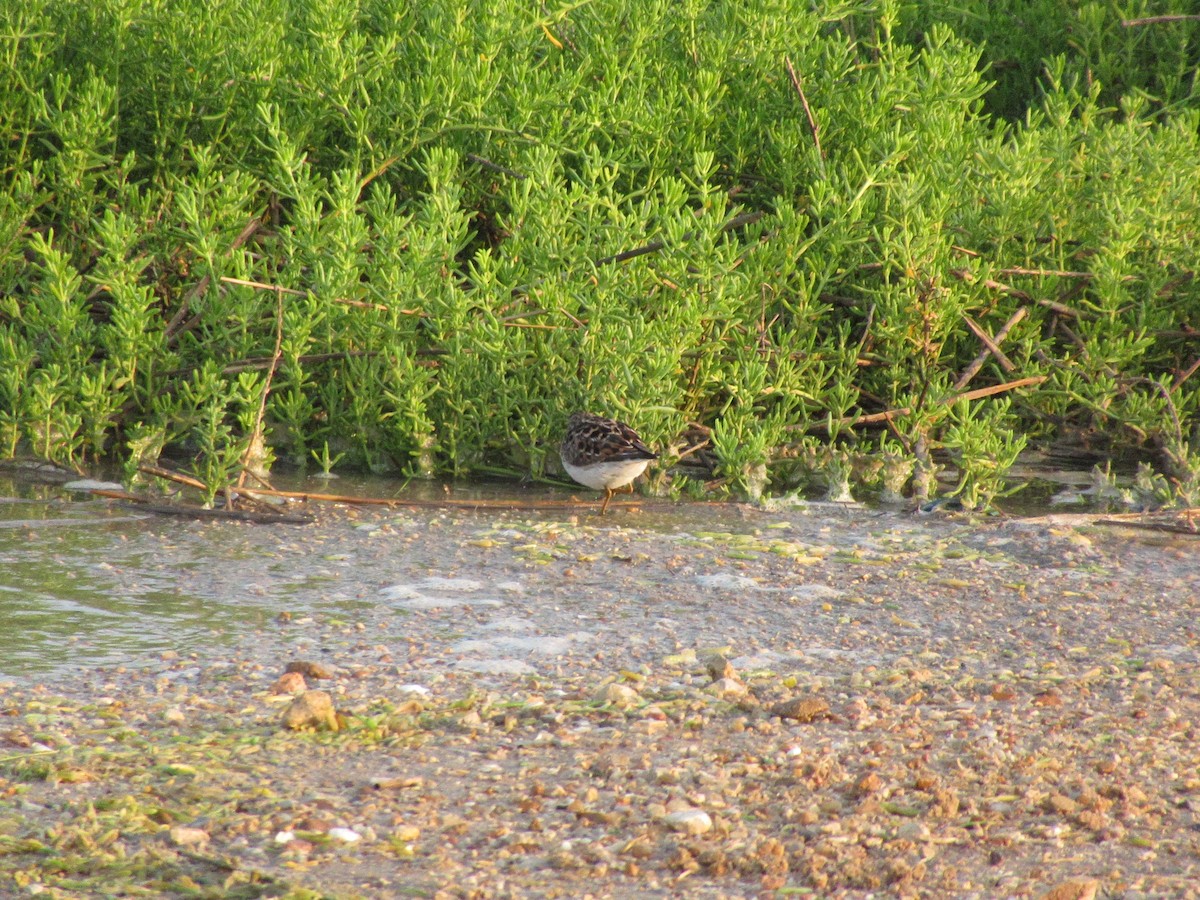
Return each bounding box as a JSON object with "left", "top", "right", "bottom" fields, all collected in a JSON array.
[
  {"left": 453, "top": 630, "right": 594, "bottom": 657},
  {"left": 416, "top": 577, "right": 484, "bottom": 592},
  {"left": 64, "top": 479, "right": 125, "bottom": 493},
  {"left": 730, "top": 650, "right": 789, "bottom": 670},
  {"left": 398, "top": 595, "right": 480, "bottom": 610},
  {"left": 481, "top": 616, "right": 537, "bottom": 632},
  {"left": 789, "top": 584, "right": 843, "bottom": 601},
  {"left": 457, "top": 658, "right": 537, "bottom": 675},
  {"left": 379, "top": 585, "right": 422, "bottom": 601},
  {"left": 802, "top": 646, "right": 882, "bottom": 664},
  {"left": 695, "top": 573, "right": 763, "bottom": 591},
  {"left": 380, "top": 579, "right": 501, "bottom": 610}
]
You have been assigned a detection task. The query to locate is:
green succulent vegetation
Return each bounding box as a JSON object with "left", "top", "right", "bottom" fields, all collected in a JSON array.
[{"left": 2, "top": 0, "right": 1199, "bottom": 509}]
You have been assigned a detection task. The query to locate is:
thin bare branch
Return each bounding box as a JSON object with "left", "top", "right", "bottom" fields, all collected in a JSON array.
[
  {"left": 202, "top": 484, "right": 649, "bottom": 512},
  {"left": 219, "top": 276, "right": 402, "bottom": 312},
  {"left": 139, "top": 463, "right": 208, "bottom": 491},
  {"left": 91, "top": 489, "right": 314, "bottom": 523},
  {"left": 1172, "top": 356, "right": 1200, "bottom": 393},
  {"left": 799, "top": 375, "right": 1047, "bottom": 431},
  {"left": 166, "top": 212, "right": 266, "bottom": 343},
  {"left": 466, "top": 153, "right": 528, "bottom": 180},
  {"left": 963, "top": 316, "right": 1014, "bottom": 371},
  {"left": 220, "top": 276, "right": 304, "bottom": 296},
  {"left": 220, "top": 350, "right": 376, "bottom": 375},
  {"left": 951, "top": 267, "right": 1087, "bottom": 318},
  {"left": 359, "top": 155, "right": 401, "bottom": 192},
  {"left": 1123, "top": 14, "right": 1200, "bottom": 26},
  {"left": 237, "top": 286, "right": 286, "bottom": 490},
  {"left": 784, "top": 56, "right": 824, "bottom": 160},
  {"left": 556, "top": 306, "right": 586, "bottom": 328},
  {"left": 1037, "top": 297, "right": 1085, "bottom": 318},
  {"left": 955, "top": 309, "right": 1022, "bottom": 390},
  {"left": 592, "top": 210, "right": 765, "bottom": 268},
  {"left": 996, "top": 266, "right": 1095, "bottom": 279}
]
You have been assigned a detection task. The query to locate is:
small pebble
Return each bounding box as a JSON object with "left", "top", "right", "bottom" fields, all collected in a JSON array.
[
  {"left": 703, "top": 653, "right": 737, "bottom": 682},
  {"left": 1037, "top": 879, "right": 1100, "bottom": 900},
  {"left": 270, "top": 672, "right": 307, "bottom": 695},
  {"left": 169, "top": 826, "right": 209, "bottom": 847},
  {"left": 770, "top": 696, "right": 830, "bottom": 722},
  {"left": 593, "top": 683, "right": 639, "bottom": 708},
  {"left": 281, "top": 691, "right": 338, "bottom": 731},
  {"left": 285, "top": 660, "right": 333, "bottom": 679},
  {"left": 662, "top": 809, "right": 713, "bottom": 835},
  {"left": 706, "top": 676, "right": 747, "bottom": 698}
]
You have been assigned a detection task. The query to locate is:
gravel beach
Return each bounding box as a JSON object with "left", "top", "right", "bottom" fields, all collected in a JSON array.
[{"left": 1, "top": 500, "right": 1197, "bottom": 898}]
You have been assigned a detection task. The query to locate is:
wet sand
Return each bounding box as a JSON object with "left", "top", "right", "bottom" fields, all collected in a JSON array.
[{"left": 1, "top": 496, "right": 1197, "bottom": 898}]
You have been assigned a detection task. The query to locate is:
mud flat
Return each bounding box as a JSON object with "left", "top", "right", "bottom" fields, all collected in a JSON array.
[{"left": 1, "top": 500, "right": 1196, "bottom": 898}]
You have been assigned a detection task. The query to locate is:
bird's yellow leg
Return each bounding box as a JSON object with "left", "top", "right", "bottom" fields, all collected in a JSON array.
[{"left": 599, "top": 488, "right": 613, "bottom": 515}]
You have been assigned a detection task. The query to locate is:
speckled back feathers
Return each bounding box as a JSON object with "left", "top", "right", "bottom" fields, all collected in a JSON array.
[{"left": 561, "top": 412, "right": 657, "bottom": 469}]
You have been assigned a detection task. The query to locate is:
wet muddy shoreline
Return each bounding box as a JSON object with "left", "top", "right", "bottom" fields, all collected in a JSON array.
[{"left": 1, "top": 493, "right": 1197, "bottom": 897}]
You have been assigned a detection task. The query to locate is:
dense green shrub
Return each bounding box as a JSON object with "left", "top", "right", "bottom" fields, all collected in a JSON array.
[
  {"left": 901, "top": 0, "right": 1200, "bottom": 120},
  {"left": 1, "top": 0, "right": 1198, "bottom": 507}
]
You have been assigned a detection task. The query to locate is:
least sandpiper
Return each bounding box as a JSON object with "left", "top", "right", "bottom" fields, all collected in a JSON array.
[{"left": 560, "top": 412, "right": 658, "bottom": 514}]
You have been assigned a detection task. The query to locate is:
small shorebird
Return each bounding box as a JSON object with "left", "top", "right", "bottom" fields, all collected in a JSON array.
[{"left": 560, "top": 412, "right": 658, "bottom": 514}]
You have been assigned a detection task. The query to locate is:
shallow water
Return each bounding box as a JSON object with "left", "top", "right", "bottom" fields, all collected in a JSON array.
[
  {"left": 0, "top": 461, "right": 1177, "bottom": 681},
  {"left": 0, "top": 487, "right": 291, "bottom": 676},
  {"left": 0, "top": 470, "right": 596, "bottom": 678}
]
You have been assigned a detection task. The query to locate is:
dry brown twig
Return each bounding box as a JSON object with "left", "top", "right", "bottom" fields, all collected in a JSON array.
[
  {"left": 1122, "top": 15, "right": 1200, "bottom": 27},
  {"left": 237, "top": 287, "right": 286, "bottom": 491},
  {"left": 219, "top": 276, "right": 402, "bottom": 313},
  {"left": 89, "top": 488, "right": 313, "bottom": 524},
  {"left": 784, "top": 56, "right": 823, "bottom": 160},
  {"left": 954, "top": 308, "right": 1026, "bottom": 389},
  {"left": 799, "top": 375, "right": 1047, "bottom": 431},
  {"left": 139, "top": 463, "right": 207, "bottom": 491},
  {"left": 220, "top": 350, "right": 376, "bottom": 376},
  {"left": 1171, "top": 356, "right": 1200, "bottom": 393},
  {"left": 133, "top": 464, "right": 650, "bottom": 512},
  {"left": 591, "top": 210, "right": 765, "bottom": 268},
  {"left": 138, "top": 463, "right": 280, "bottom": 513},
  {"left": 950, "top": 267, "right": 1087, "bottom": 318},
  {"left": 996, "top": 265, "right": 1094, "bottom": 279},
  {"left": 197, "top": 485, "right": 649, "bottom": 512},
  {"left": 166, "top": 212, "right": 266, "bottom": 343},
  {"left": 359, "top": 155, "right": 401, "bottom": 192},
  {"left": 466, "top": 153, "right": 528, "bottom": 180},
  {"left": 962, "top": 314, "right": 1016, "bottom": 372}
]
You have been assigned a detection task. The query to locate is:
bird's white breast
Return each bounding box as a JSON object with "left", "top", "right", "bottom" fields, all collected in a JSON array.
[{"left": 562, "top": 457, "right": 651, "bottom": 491}]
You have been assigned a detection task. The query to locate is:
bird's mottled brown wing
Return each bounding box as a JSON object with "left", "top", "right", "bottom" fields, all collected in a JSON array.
[
  {"left": 562, "top": 412, "right": 657, "bottom": 466},
  {"left": 602, "top": 419, "right": 657, "bottom": 462}
]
